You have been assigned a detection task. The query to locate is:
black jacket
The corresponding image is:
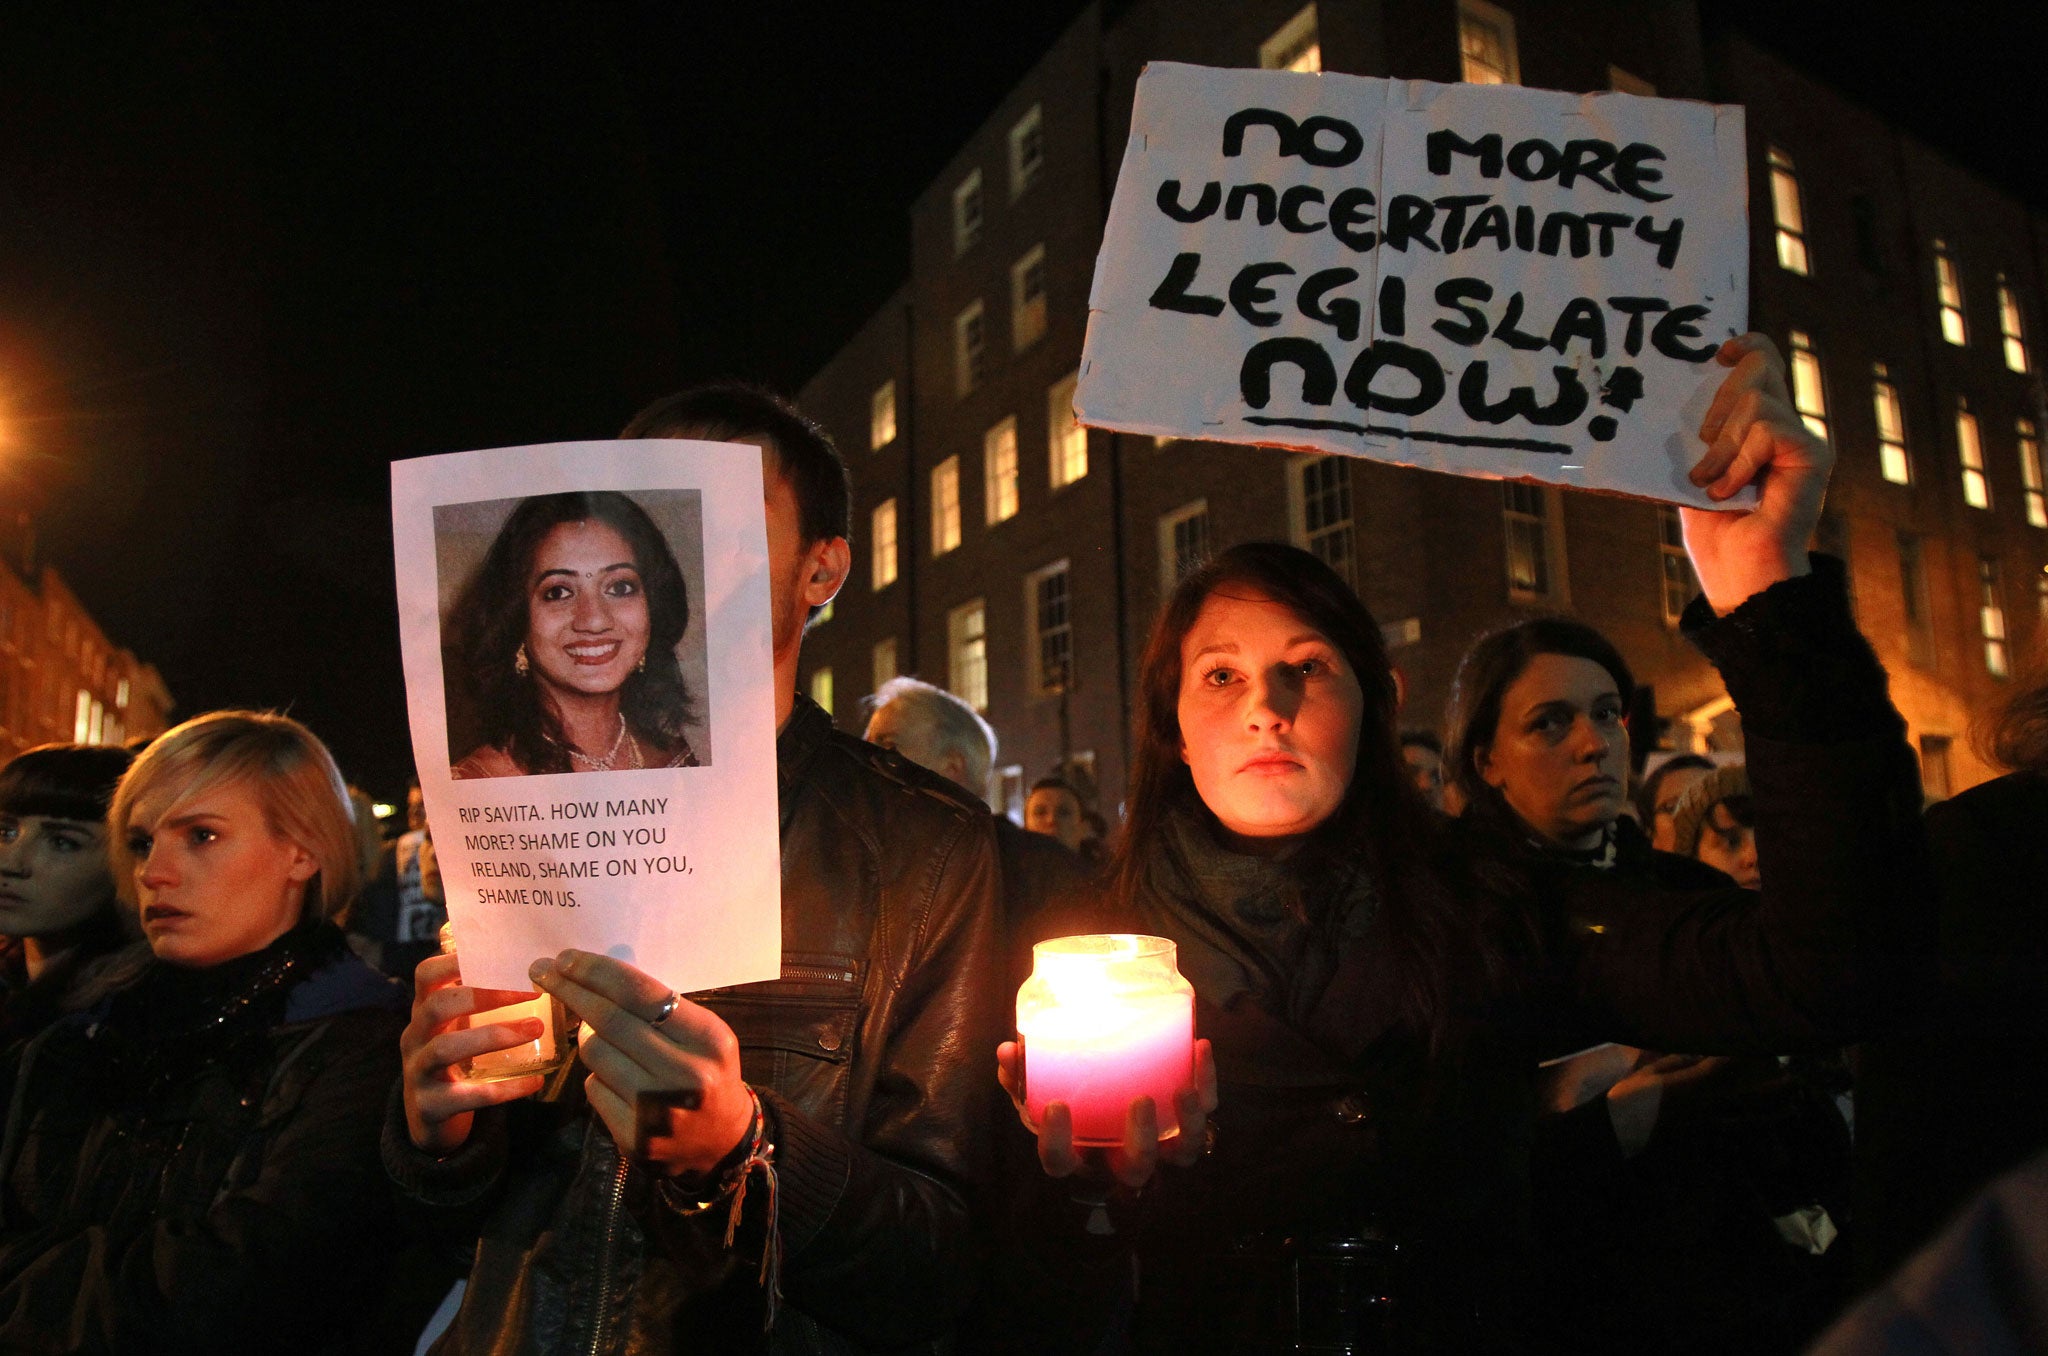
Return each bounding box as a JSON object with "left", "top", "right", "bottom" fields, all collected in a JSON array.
[
  {"left": 0, "top": 924, "right": 409, "bottom": 1354},
  {"left": 991, "top": 561, "right": 1932, "bottom": 1353},
  {"left": 386, "top": 694, "right": 1005, "bottom": 1355}
]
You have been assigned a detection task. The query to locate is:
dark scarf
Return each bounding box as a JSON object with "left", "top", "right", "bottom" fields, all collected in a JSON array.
[
  {"left": 83, "top": 922, "right": 343, "bottom": 1107},
  {"left": 1135, "top": 805, "right": 1378, "bottom": 1027}
]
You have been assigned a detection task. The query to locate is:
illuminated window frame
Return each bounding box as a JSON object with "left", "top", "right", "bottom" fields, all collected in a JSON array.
[
  {"left": 871, "top": 499, "right": 899, "bottom": 590},
  {"left": 809, "top": 667, "right": 835, "bottom": 717},
  {"left": 1010, "top": 244, "right": 1047, "bottom": 352},
  {"left": 869, "top": 380, "right": 897, "bottom": 451},
  {"left": 1024, "top": 560, "right": 1073, "bottom": 698},
  {"left": 2019, "top": 417, "right": 2046, "bottom": 529},
  {"left": 1897, "top": 532, "right": 1937, "bottom": 670},
  {"left": 1767, "top": 147, "right": 1810, "bottom": 276},
  {"left": 1658, "top": 505, "right": 1699, "bottom": 624},
  {"left": 1290, "top": 455, "right": 1356, "bottom": 589},
  {"left": 871, "top": 638, "right": 898, "bottom": 694},
  {"left": 1502, "top": 481, "right": 1569, "bottom": 605},
  {"left": 1998, "top": 274, "right": 2031, "bottom": 374},
  {"left": 984, "top": 417, "right": 1019, "bottom": 525},
  {"left": 1788, "top": 329, "right": 1829, "bottom": 440},
  {"left": 948, "top": 600, "right": 988, "bottom": 712},
  {"left": 1259, "top": 3, "right": 1321, "bottom": 72},
  {"left": 1934, "top": 239, "right": 1967, "bottom": 346},
  {"left": 1872, "top": 362, "right": 1911, "bottom": 486},
  {"left": 952, "top": 169, "right": 983, "bottom": 257},
  {"left": 1008, "top": 104, "right": 1043, "bottom": 199},
  {"left": 954, "top": 301, "right": 986, "bottom": 399},
  {"left": 1047, "top": 372, "right": 1087, "bottom": 487},
  {"left": 1957, "top": 399, "right": 1991, "bottom": 510},
  {"left": 1458, "top": 0, "right": 1520, "bottom": 85},
  {"left": 931, "top": 456, "right": 961, "bottom": 556},
  {"left": 1981, "top": 556, "right": 2009, "bottom": 678}
]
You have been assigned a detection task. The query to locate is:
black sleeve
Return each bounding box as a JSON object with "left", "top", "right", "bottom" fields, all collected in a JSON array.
[{"left": 1556, "top": 558, "right": 1935, "bottom": 1053}]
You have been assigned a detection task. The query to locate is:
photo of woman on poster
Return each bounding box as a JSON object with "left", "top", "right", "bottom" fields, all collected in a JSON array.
[{"left": 445, "top": 490, "right": 704, "bottom": 778}]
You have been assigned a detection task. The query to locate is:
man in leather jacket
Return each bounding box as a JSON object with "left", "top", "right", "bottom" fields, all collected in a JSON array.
[{"left": 385, "top": 384, "right": 1004, "bottom": 1354}]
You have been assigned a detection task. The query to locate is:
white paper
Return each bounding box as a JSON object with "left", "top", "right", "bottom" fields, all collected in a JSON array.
[
  {"left": 391, "top": 440, "right": 781, "bottom": 993},
  {"left": 1080, "top": 63, "right": 1751, "bottom": 507}
]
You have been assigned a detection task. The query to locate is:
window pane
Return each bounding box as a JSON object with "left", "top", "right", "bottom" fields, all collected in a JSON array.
[
  {"left": 1048, "top": 373, "right": 1086, "bottom": 486},
  {"left": 985, "top": 417, "right": 1020, "bottom": 524},
  {"left": 870, "top": 381, "right": 897, "bottom": 450},
  {"left": 931, "top": 457, "right": 961, "bottom": 555}
]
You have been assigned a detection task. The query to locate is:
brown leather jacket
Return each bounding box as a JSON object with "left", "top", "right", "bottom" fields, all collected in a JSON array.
[{"left": 386, "top": 695, "right": 1005, "bottom": 1354}]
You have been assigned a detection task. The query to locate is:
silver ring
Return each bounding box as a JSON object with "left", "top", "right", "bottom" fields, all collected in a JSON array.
[{"left": 649, "top": 992, "right": 681, "bottom": 1027}]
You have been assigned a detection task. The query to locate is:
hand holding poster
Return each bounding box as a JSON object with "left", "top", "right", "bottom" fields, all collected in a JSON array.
[
  {"left": 392, "top": 441, "right": 780, "bottom": 994},
  {"left": 1079, "top": 64, "right": 1750, "bottom": 506}
]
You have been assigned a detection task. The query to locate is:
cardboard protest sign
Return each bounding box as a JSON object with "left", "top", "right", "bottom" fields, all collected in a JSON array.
[
  {"left": 392, "top": 441, "right": 780, "bottom": 993},
  {"left": 1080, "top": 63, "right": 1750, "bottom": 507}
]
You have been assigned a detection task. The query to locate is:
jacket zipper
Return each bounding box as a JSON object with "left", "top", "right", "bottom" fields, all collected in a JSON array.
[
  {"left": 589, "top": 1149, "right": 631, "bottom": 1355},
  {"left": 780, "top": 963, "right": 857, "bottom": 984}
]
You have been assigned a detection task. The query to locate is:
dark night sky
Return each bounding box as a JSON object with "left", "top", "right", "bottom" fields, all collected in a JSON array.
[{"left": 1, "top": 2, "right": 2039, "bottom": 797}]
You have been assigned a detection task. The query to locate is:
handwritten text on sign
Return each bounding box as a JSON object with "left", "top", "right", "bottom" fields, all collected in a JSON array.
[{"left": 1078, "top": 64, "right": 1749, "bottom": 506}]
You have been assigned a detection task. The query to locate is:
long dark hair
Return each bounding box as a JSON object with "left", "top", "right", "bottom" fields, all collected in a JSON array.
[
  {"left": 452, "top": 492, "right": 693, "bottom": 775},
  {"left": 1981, "top": 660, "right": 2048, "bottom": 775},
  {"left": 1115, "top": 541, "right": 1497, "bottom": 1048},
  {"left": 0, "top": 743, "right": 134, "bottom": 823},
  {"left": 1442, "top": 617, "right": 1635, "bottom": 829}
]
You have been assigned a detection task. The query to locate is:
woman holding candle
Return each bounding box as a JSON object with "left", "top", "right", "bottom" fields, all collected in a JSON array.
[
  {"left": 994, "top": 335, "right": 1930, "bottom": 1352},
  {"left": 0, "top": 711, "right": 415, "bottom": 1354},
  {"left": 449, "top": 490, "right": 701, "bottom": 778}
]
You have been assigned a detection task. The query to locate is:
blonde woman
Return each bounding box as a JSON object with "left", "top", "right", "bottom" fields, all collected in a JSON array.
[{"left": 0, "top": 711, "right": 410, "bottom": 1353}]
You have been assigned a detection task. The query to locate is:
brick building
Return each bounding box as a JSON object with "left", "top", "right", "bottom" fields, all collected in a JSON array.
[
  {"left": 797, "top": 0, "right": 2047, "bottom": 819},
  {"left": 0, "top": 553, "right": 174, "bottom": 761}
]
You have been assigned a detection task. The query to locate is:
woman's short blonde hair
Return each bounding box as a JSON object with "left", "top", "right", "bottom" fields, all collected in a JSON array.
[{"left": 108, "top": 710, "right": 362, "bottom": 923}]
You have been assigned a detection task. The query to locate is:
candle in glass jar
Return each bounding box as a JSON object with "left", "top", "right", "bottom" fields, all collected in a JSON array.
[
  {"left": 1017, "top": 934, "right": 1196, "bottom": 1147},
  {"left": 439, "top": 923, "right": 577, "bottom": 1084}
]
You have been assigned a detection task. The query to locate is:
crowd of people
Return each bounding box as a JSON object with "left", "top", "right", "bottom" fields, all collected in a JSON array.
[{"left": 0, "top": 334, "right": 2042, "bottom": 1353}]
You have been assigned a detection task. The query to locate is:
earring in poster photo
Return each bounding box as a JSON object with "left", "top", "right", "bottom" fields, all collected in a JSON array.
[{"left": 514, "top": 644, "right": 530, "bottom": 677}]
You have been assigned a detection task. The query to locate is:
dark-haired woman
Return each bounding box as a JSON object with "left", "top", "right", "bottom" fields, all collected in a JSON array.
[
  {"left": 450, "top": 490, "right": 700, "bottom": 777},
  {"left": 0, "top": 745, "right": 138, "bottom": 1048},
  {"left": 1446, "top": 627, "right": 1853, "bottom": 1354},
  {"left": 993, "top": 335, "right": 1928, "bottom": 1352}
]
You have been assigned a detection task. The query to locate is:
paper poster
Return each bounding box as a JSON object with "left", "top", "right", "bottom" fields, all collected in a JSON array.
[
  {"left": 1079, "top": 63, "right": 1751, "bottom": 506},
  {"left": 391, "top": 440, "right": 780, "bottom": 993}
]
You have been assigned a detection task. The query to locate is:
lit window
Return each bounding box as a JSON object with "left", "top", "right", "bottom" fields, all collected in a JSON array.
[
  {"left": 984, "top": 417, "right": 1019, "bottom": 524},
  {"left": 1503, "top": 482, "right": 1566, "bottom": 602},
  {"left": 116, "top": 677, "right": 130, "bottom": 709},
  {"left": 1873, "top": 363, "right": 1911, "bottom": 486},
  {"left": 1659, "top": 506, "right": 1698, "bottom": 623},
  {"left": 870, "top": 380, "right": 897, "bottom": 451},
  {"left": 1998, "top": 275, "right": 2030, "bottom": 374},
  {"left": 952, "top": 169, "right": 983, "bottom": 256},
  {"left": 1159, "top": 500, "right": 1212, "bottom": 598},
  {"left": 931, "top": 457, "right": 961, "bottom": 556},
  {"left": 1008, "top": 105, "right": 1043, "bottom": 199},
  {"left": 814, "top": 600, "right": 834, "bottom": 625},
  {"left": 1294, "top": 456, "right": 1355, "bottom": 587},
  {"left": 1608, "top": 66, "right": 1656, "bottom": 96},
  {"left": 954, "top": 301, "right": 986, "bottom": 399},
  {"left": 73, "top": 689, "right": 90, "bottom": 744},
  {"left": 1767, "top": 148, "right": 1810, "bottom": 276},
  {"left": 871, "top": 499, "right": 899, "bottom": 589},
  {"left": 1958, "top": 399, "right": 1991, "bottom": 509},
  {"left": 1933, "top": 239, "right": 1967, "bottom": 346},
  {"left": 1981, "top": 556, "right": 2009, "bottom": 678},
  {"left": 810, "top": 667, "right": 835, "bottom": 717},
  {"left": 872, "top": 638, "right": 898, "bottom": 693},
  {"left": 948, "top": 600, "right": 988, "bottom": 711},
  {"left": 1898, "top": 532, "right": 1936, "bottom": 669},
  {"left": 1025, "top": 561, "right": 1072, "bottom": 696},
  {"left": 1260, "top": 4, "right": 1320, "bottom": 72},
  {"left": 1048, "top": 372, "right": 1087, "bottom": 487},
  {"left": 1011, "top": 244, "right": 1047, "bottom": 352},
  {"left": 1788, "top": 330, "right": 1828, "bottom": 440},
  {"left": 2019, "top": 417, "right": 2046, "bottom": 529},
  {"left": 997, "top": 765, "right": 1025, "bottom": 824},
  {"left": 2037, "top": 570, "right": 2048, "bottom": 633},
  {"left": 1920, "top": 735, "right": 1953, "bottom": 801},
  {"left": 1458, "top": 0, "right": 1519, "bottom": 85}
]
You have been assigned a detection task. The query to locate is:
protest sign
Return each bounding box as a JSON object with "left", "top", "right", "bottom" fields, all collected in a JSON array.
[
  {"left": 392, "top": 440, "right": 780, "bottom": 994},
  {"left": 1079, "top": 63, "right": 1751, "bottom": 507}
]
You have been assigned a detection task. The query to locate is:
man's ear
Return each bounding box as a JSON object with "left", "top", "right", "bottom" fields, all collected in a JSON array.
[{"left": 802, "top": 536, "right": 852, "bottom": 612}]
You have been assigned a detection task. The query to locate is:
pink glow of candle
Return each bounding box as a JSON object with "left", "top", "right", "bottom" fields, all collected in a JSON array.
[{"left": 1017, "top": 934, "right": 1196, "bottom": 1147}]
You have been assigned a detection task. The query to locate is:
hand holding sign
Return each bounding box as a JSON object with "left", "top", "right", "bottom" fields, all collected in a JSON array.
[
  {"left": 531, "top": 950, "right": 755, "bottom": 1177},
  {"left": 1681, "top": 333, "right": 1832, "bottom": 614}
]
